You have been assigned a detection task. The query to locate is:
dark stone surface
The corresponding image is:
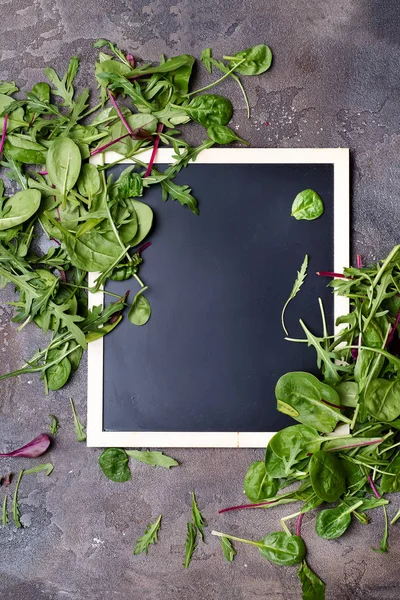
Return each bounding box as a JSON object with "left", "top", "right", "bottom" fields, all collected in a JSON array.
[{"left": 1, "top": 1, "right": 400, "bottom": 598}]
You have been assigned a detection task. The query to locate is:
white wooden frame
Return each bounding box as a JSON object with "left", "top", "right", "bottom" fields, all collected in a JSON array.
[{"left": 87, "top": 148, "right": 350, "bottom": 448}]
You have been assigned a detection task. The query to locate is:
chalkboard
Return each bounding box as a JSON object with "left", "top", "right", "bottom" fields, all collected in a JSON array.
[{"left": 87, "top": 149, "right": 349, "bottom": 447}]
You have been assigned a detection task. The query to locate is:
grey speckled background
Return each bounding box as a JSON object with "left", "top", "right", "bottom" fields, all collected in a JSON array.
[{"left": 1, "top": 1, "right": 400, "bottom": 599}]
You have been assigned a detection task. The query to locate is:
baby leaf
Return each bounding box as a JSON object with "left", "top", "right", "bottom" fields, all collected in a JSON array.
[
  {"left": 297, "top": 560, "right": 326, "bottom": 600},
  {"left": 191, "top": 492, "right": 206, "bottom": 541},
  {"left": 258, "top": 532, "right": 305, "bottom": 566},
  {"left": 316, "top": 504, "right": 353, "bottom": 539},
  {"left": 126, "top": 450, "right": 179, "bottom": 469},
  {"left": 244, "top": 461, "right": 279, "bottom": 502},
  {"left": 183, "top": 94, "right": 232, "bottom": 127},
  {"left": 46, "top": 137, "right": 82, "bottom": 201},
  {"left": 77, "top": 163, "right": 100, "bottom": 198},
  {"left": 207, "top": 124, "right": 248, "bottom": 145},
  {"left": 380, "top": 455, "right": 400, "bottom": 494},
  {"left": 49, "top": 415, "right": 60, "bottom": 435},
  {"left": 281, "top": 254, "right": 308, "bottom": 335},
  {"left": 45, "top": 350, "right": 71, "bottom": 391},
  {"left": 119, "top": 172, "right": 143, "bottom": 199},
  {"left": 0, "top": 189, "right": 41, "bottom": 230},
  {"left": 265, "top": 424, "right": 321, "bottom": 478},
  {"left": 128, "top": 287, "right": 151, "bottom": 326},
  {"left": 184, "top": 522, "right": 197, "bottom": 568},
  {"left": 129, "top": 200, "right": 153, "bottom": 246},
  {"left": 24, "top": 463, "right": 54, "bottom": 476},
  {"left": 70, "top": 398, "right": 86, "bottom": 442},
  {"left": 4, "top": 135, "right": 47, "bottom": 164},
  {"left": 98, "top": 448, "right": 131, "bottom": 483},
  {"left": 275, "top": 372, "right": 346, "bottom": 433},
  {"left": 133, "top": 515, "right": 162, "bottom": 555},
  {"left": 309, "top": 451, "right": 346, "bottom": 502},
  {"left": 291, "top": 189, "right": 324, "bottom": 221},
  {"left": 365, "top": 378, "right": 400, "bottom": 422},
  {"left": 220, "top": 536, "right": 236, "bottom": 562},
  {"left": 223, "top": 44, "right": 273, "bottom": 75}
]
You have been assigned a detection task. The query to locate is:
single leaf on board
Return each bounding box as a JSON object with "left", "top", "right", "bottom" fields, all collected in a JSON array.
[
  {"left": 291, "top": 189, "right": 324, "bottom": 221},
  {"left": 133, "top": 515, "right": 162, "bottom": 555},
  {"left": 281, "top": 254, "right": 308, "bottom": 335}
]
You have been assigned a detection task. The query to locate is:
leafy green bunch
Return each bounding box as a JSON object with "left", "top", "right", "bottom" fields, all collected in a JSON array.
[
  {"left": 215, "top": 246, "right": 400, "bottom": 599},
  {"left": 0, "top": 41, "right": 272, "bottom": 391}
]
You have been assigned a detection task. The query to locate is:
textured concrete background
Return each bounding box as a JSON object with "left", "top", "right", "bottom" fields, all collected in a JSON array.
[{"left": 1, "top": 1, "right": 400, "bottom": 599}]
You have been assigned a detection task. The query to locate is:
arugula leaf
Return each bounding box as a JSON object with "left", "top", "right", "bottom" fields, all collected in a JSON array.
[
  {"left": 160, "top": 178, "right": 199, "bottom": 215},
  {"left": 133, "top": 515, "right": 162, "bottom": 555},
  {"left": 12, "top": 470, "right": 24, "bottom": 528},
  {"left": 45, "top": 56, "right": 79, "bottom": 108},
  {"left": 2, "top": 495, "right": 8, "bottom": 526},
  {"left": 183, "top": 522, "right": 197, "bottom": 568},
  {"left": 126, "top": 450, "right": 179, "bottom": 469},
  {"left": 191, "top": 492, "right": 206, "bottom": 541},
  {"left": 69, "top": 398, "right": 86, "bottom": 442},
  {"left": 281, "top": 254, "right": 308, "bottom": 335}
]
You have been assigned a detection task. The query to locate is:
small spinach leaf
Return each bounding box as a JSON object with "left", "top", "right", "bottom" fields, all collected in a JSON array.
[
  {"left": 244, "top": 461, "right": 279, "bottom": 502},
  {"left": 128, "top": 287, "right": 151, "bottom": 326},
  {"left": 309, "top": 451, "right": 346, "bottom": 502},
  {"left": 99, "top": 448, "right": 131, "bottom": 482},
  {"left": 291, "top": 189, "right": 324, "bottom": 221}
]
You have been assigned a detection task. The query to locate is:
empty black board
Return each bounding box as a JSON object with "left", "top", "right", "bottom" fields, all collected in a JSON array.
[{"left": 103, "top": 162, "right": 334, "bottom": 432}]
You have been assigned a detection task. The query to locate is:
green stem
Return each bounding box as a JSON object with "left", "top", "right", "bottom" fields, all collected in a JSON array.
[
  {"left": 185, "top": 59, "right": 245, "bottom": 97},
  {"left": 343, "top": 500, "right": 363, "bottom": 516},
  {"left": 280, "top": 511, "right": 302, "bottom": 535},
  {"left": 235, "top": 76, "right": 250, "bottom": 119},
  {"left": 133, "top": 273, "right": 145, "bottom": 288},
  {"left": 390, "top": 508, "right": 400, "bottom": 525},
  {"left": 211, "top": 530, "right": 261, "bottom": 548},
  {"left": 0, "top": 345, "right": 78, "bottom": 382}
]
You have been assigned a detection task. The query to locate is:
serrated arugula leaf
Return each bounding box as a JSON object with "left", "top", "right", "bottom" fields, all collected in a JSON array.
[
  {"left": 281, "top": 254, "right": 308, "bottom": 335},
  {"left": 160, "top": 179, "right": 199, "bottom": 215},
  {"left": 45, "top": 56, "right": 79, "bottom": 108},
  {"left": 183, "top": 522, "right": 197, "bottom": 568},
  {"left": 191, "top": 492, "right": 206, "bottom": 541},
  {"left": 49, "top": 415, "right": 60, "bottom": 435},
  {"left": 126, "top": 450, "right": 179, "bottom": 469},
  {"left": 12, "top": 470, "right": 23, "bottom": 528},
  {"left": 133, "top": 515, "right": 162, "bottom": 555}
]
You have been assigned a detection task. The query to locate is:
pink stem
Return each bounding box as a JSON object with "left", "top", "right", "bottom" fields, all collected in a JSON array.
[
  {"left": 296, "top": 513, "right": 303, "bottom": 537},
  {"left": 317, "top": 271, "right": 351, "bottom": 279},
  {"left": 0, "top": 113, "right": 9, "bottom": 155},
  {"left": 137, "top": 241, "right": 152, "bottom": 254},
  {"left": 357, "top": 254, "right": 362, "bottom": 268},
  {"left": 368, "top": 473, "right": 381, "bottom": 499},
  {"left": 126, "top": 54, "right": 135, "bottom": 67},
  {"left": 219, "top": 500, "right": 280, "bottom": 514},
  {"left": 90, "top": 133, "right": 132, "bottom": 156},
  {"left": 38, "top": 170, "right": 48, "bottom": 176},
  {"left": 326, "top": 439, "right": 384, "bottom": 452},
  {"left": 320, "top": 398, "right": 342, "bottom": 409},
  {"left": 60, "top": 270, "right": 67, "bottom": 282},
  {"left": 144, "top": 123, "right": 164, "bottom": 177},
  {"left": 107, "top": 88, "right": 133, "bottom": 135},
  {"left": 50, "top": 237, "right": 61, "bottom": 246},
  {"left": 386, "top": 308, "right": 400, "bottom": 347}
]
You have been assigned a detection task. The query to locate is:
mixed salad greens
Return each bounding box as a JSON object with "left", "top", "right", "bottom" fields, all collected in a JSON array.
[
  {"left": 0, "top": 41, "right": 271, "bottom": 392},
  {"left": 1, "top": 38, "right": 400, "bottom": 600}
]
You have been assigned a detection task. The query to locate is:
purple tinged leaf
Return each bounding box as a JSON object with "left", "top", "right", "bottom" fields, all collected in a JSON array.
[
  {"left": 0, "top": 433, "right": 51, "bottom": 458},
  {"left": 0, "top": 113, "right": 8, "bottom": 155}
]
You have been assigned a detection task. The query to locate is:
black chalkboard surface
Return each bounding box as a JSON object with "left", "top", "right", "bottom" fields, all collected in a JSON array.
[{"left": 97, "top": 155, "right": 343, "bottom": 439}]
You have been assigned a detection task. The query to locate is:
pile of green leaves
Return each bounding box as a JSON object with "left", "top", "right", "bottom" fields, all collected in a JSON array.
[
  {"left": 215, "top": 245, "right": 400, "bottom": 599},
  {"left": 0, "top": 41, "right": 272, "bottom": 392}
]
